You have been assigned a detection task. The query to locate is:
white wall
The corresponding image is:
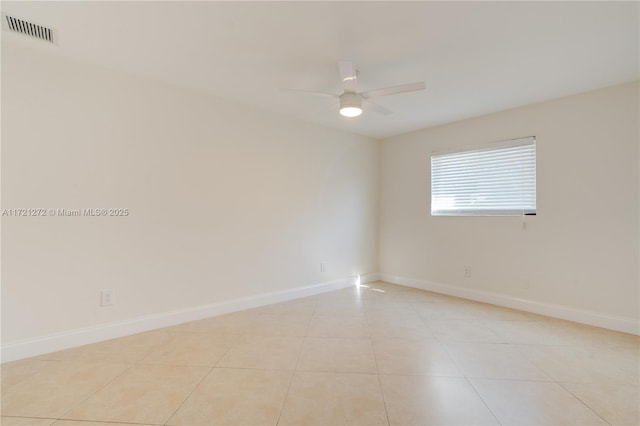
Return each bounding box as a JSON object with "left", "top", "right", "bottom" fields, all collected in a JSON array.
[
  {"left": 1, "top": 43, "right": 378, "bottom": 349},
  {"left": 2, "top": 41, "right": 637, "bottom": 361},
  {"left": 379, "top": 82, "right": 639, "bottom": 327}
]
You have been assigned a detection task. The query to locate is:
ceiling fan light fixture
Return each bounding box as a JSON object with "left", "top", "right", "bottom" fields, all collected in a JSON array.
[
  {"left": 339, "top": 93, "right": 363, "bottom": 117},
  {"left": 340, "top": 106, "right": 363, "bottom": 118}
]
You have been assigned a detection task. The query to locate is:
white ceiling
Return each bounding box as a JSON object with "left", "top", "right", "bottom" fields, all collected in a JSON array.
[{"left": 2, "top": 1, "right": 638, "bottom": 139}]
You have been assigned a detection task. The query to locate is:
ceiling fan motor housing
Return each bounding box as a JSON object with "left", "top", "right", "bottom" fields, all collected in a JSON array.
[{"left": 339, "top": 93, "right": 363, "bottom": 117}]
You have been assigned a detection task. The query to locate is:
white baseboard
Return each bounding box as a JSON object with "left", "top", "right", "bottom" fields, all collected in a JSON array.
[
  {"left": 359, "top": 272, "right": 381, "bottom": 284},
  {"left": 379, "top": 273, "right": 640, "bottom": 335},
  {"left": 1, "top": 277, "right": 355, "bottom": 363},
  {"left": 7, "top": 272, "right": 633, "bottom": 363}
]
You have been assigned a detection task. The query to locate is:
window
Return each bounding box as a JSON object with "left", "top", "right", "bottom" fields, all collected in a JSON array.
[{"left": 431, "top": 137, "right": 536, "bottom": 216}]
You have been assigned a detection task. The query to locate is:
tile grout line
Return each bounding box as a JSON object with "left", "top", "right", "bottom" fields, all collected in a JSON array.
[
  {"left": 363, "top": 285, "right": 396, "bottom": 426},
  {"left": 425, "top": 308, "right": 504, "bottom": 425},
  {"left": 464, "top": 376, "right": 504, "bottom": 426},
  {"left": 557, "top": 382, "right": 613, "bottom": 426},
  {"left": 58, "top": 419, "right": 162, "bottom": 426},
  {"left": 371, "top": 337, "right": 392, "bottom": 426},
  {"left": 55, "top": 362, "right": 137, "bottom": 424},
  {"left": 274, "top": 297, "right": 317, "bottom": 426},
  {"left": 0, "top": 359, "right": 62, "bottom": 394},
  {"left": 162, "top": 365, "right": 215, "bottom": 426},
  {"left": 4, "top": 344, "right": 164, "bottom": 423},
  {"left": 162, "top": 328, "right": 241, "bottom": 425}
]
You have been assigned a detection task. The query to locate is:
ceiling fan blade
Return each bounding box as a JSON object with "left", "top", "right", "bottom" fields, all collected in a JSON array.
[
  {"left": 338, "top": 61, "right": 357, "bottom": 93},
  {"left": 361, "top": 81, "right": 426, "bottom": 99},
  {"left": 280, "top": 88, "right": 338, "bottom": 98},
  {"left": 365, "top": 100, "right": 393, "bottom": 116}
]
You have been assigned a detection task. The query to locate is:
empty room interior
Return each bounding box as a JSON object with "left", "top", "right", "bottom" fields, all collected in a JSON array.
[{"left": 1, "top": 2, "right": 639, "bottom": 426}]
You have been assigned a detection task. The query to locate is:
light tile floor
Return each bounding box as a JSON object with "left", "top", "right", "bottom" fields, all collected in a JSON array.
[{"left": 2, "top": 281, "right": 638, "bottom": 425}]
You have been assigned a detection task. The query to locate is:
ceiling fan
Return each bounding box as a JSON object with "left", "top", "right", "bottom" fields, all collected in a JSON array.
[{"left": 285, "top": 61, "right": 426, "bottom": 118}]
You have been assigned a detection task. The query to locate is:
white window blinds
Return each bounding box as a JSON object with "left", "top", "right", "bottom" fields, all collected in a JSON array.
[{"left": 431, "top": 137, "right": 536, "bottom": 216}]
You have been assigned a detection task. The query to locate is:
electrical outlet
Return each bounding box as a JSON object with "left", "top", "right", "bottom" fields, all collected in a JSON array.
[
  {"left": 320, "top": 262, "right": 328, "bottom": 273},
  {"left": 464, "top": 266, "right": 471, "bottom": 278},
  {"left": 101, "top": 289, "right": 114, "bottom": 306}
]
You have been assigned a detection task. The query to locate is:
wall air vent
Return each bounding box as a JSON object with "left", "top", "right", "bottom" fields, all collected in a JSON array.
[{"left": 3, "top": 14, "right": 55, "bottom": 44}]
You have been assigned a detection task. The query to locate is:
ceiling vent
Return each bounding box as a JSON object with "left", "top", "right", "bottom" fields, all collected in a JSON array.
[{"left": 2, "top": 14, "right": 55, "bottom": 44}]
